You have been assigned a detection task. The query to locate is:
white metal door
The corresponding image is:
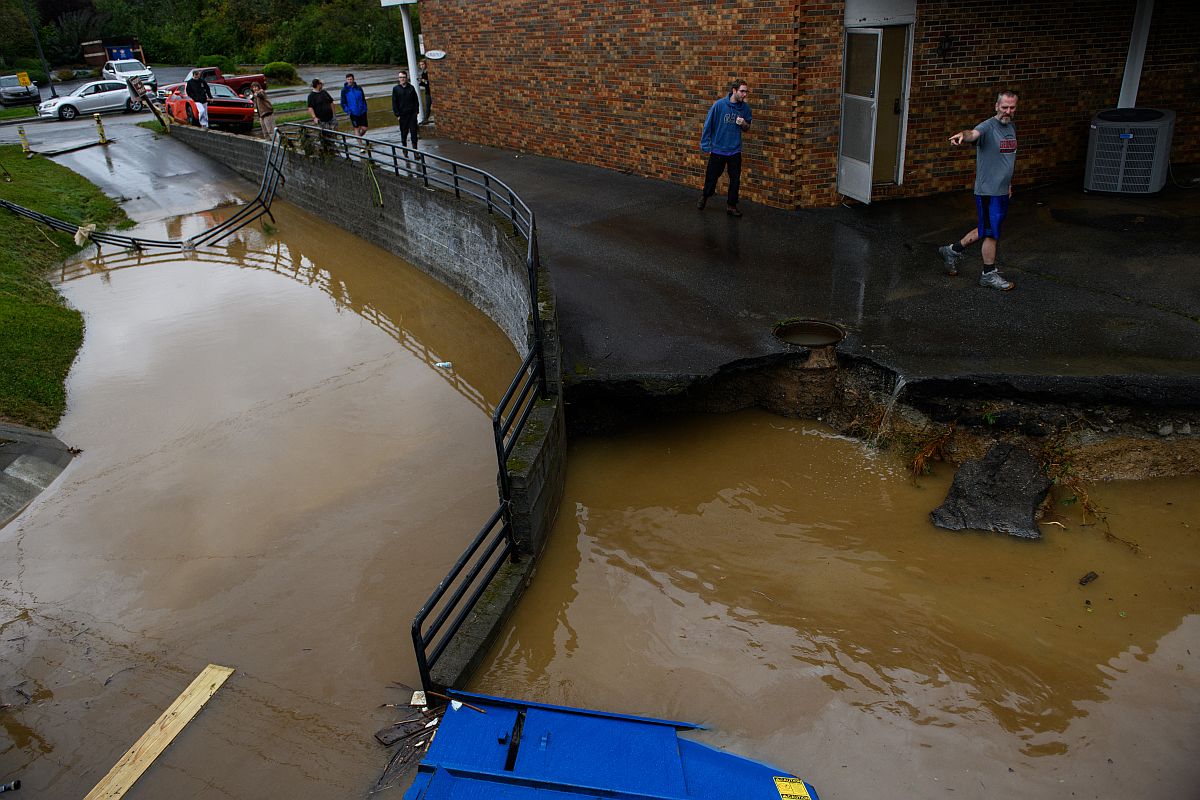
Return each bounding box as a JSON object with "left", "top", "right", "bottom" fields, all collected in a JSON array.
[{"left": 837, "top": 28, "right": 883, "bottom": 203}]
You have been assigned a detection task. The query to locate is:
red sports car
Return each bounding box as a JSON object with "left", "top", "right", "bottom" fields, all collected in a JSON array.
[{"left": 165, "top": 82, "right": 255, "bottom": 133}]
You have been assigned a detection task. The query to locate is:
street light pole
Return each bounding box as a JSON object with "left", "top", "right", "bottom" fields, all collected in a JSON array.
[{"left": 18, "top": 0, "right": 57, "bottom": 98}]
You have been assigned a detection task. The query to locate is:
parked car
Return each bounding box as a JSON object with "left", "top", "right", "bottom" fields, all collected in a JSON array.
[
  {"left": 100, "top": 58, "right": 157, "bottom": 92},
  {"left": 157, "top": 66, "right": 266, "bottom": 100},
  {"left": 38, "top": 80, "right": 145, "bottom": 120},
  {"left": 0, "top": 74, "right": 40, "bottom": 107},
  {"left": 164, "top": 82, "right": 254, "bottom": 132}
]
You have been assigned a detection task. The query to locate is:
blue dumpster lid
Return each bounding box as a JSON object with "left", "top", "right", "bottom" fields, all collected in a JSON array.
[{"left": 402, "top": 691, "right": 820, "bottom": 800}]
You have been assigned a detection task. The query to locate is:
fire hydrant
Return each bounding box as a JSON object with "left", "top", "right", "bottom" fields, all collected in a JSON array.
[{"left": 94, "top": 113, "right": 107, "bottom": 145}]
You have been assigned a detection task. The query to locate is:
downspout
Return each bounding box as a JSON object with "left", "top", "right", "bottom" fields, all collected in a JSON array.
[{"left": 1117, "top": 0, "right": 1154, "bottom": 108}]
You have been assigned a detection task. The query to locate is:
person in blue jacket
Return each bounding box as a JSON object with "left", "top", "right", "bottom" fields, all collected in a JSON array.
[
  {"left": 340, "top": 73, "right": 369, "bottom": 136},
  {"left": 698, "top": 79, "right": 752, "bottom": 217}
]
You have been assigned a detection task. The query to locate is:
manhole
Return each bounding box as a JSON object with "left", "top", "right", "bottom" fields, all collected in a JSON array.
[{"left": 772, "top": 320, "right": 844, "bottom": 347}]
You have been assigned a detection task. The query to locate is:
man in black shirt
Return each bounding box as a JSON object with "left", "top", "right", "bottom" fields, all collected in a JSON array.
[
  {"left": 307, "top": 78, "right": 336, "bottom": 131},
  {"left": 391, "top": 70, "right": 419, "bottom": 149}
]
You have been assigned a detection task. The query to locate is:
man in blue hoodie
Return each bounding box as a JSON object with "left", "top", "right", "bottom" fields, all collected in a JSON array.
[
  {"left": 341, "top": 73, "right": 369, "bottom": 136},
  {"left": 698, "top": 79, "right": 752, "bottom": 217}
]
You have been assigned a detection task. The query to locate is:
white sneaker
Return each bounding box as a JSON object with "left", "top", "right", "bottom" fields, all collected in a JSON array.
[{"left": 979, "top": 270, "right": 1014, "bottom": 291}]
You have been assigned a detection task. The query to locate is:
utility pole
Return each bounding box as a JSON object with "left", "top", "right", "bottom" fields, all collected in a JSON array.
[{"left": 18, "top": 0, "right": 57, "bottom": 97}]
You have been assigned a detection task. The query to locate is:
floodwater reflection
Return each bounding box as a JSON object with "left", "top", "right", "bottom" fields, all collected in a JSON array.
[
  {"left": 472, "top": 409, "right": 1200, "bottom": 800},
  {"left": 0, "top": 200, "right": 519, "bottom": 797}
]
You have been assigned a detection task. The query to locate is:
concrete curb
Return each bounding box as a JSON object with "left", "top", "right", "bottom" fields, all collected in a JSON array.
[{"left": 0, "top": 423, "right": 75, "bottom": 529}]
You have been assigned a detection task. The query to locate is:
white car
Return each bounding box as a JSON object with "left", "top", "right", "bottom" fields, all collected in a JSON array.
[
  {"left": 101, "top": 59, "right": 157, "bottom": 92},
  {"left": 38, "top": 80, "right": 145, "bottom": 120}
]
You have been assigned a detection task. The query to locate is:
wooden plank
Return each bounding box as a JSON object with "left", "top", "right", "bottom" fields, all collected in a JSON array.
[{"left": 84, "top": 663, "right": 235, "bottom": 800}]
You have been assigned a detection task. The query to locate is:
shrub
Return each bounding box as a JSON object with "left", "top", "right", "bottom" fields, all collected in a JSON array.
[
  {"left": 262, "top": 61, "right": 299, "bottom": 84},
  {"left": 55, "top": 68, "right": 75, "bottom": 82},
  {"left": 12, "top": 59, "right": 47, "bottom": 86},
  {"left": 197, "top": 54, "right": 238, "bottom": 76}
]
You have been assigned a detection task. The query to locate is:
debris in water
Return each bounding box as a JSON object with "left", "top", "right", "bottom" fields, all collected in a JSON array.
[
  {"left": 1078, "top": 571, "right": 1099, "bottom": 586},
  {"left": 434, "top": 361, "right": 452, "bottom": 369}
]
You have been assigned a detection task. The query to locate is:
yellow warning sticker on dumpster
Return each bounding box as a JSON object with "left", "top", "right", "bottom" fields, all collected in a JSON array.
[{"left": 774, "top": 776, "right": 813, "bottom": 799}]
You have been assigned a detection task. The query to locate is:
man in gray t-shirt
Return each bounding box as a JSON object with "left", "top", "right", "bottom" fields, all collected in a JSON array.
[{"left": 937, "top": 91, "right": 1019, "bottom": 291}]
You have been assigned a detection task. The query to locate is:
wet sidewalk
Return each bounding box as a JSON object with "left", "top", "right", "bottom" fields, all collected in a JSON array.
[{"left": 393, "top": 133, "right": 1200, "bottom": 404}]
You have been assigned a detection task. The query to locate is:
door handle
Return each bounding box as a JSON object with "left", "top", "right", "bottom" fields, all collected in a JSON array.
[{"left": 893, "top": 97, "right": 902, "bottom": 115}]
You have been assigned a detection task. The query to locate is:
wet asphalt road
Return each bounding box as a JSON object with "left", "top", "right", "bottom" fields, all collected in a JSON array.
[{"left": 6, "top": 64, "right": 401, "bottom": 121}]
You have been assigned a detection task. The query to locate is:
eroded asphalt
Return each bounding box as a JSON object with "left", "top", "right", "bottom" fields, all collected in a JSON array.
[{"left": 396, "top": 134, "right": 1200, "bottom": 407}]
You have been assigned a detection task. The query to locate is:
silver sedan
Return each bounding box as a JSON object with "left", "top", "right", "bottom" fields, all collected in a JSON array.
[{"left": 37, "top": 80, "right": 145, "bottom": 120}]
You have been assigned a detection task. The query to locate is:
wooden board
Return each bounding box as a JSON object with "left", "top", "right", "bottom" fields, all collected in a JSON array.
[{"left": 84, "top": 663, "right": 235, "bottom": 800}]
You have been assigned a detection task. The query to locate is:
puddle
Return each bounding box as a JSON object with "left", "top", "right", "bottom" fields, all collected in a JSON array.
[
  {"left": 470, "top": 408, "right": 1200, "bottom": 799},
  {"left": 0, "top": 200, "right": 519, "bottom": 796}
]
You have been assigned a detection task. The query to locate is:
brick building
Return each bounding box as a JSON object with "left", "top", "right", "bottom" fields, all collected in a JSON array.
[{"left": 418, "top": 0, "right": 1197, "bottom": 209}]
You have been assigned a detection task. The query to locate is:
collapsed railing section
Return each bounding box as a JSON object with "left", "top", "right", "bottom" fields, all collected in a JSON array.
[
  {"left": 272, "top": 124, "right": 553, "bottom": 691},
  {"left": 0, "top": 128, "right": 288, "bottom": 250}
]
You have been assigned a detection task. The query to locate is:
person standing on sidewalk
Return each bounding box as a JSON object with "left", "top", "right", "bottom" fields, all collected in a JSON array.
[
  {"left": 340, "top": 73, "right": 369, "bottom": 137},
  {"left": 307, "top": 78, "right": 337, "bottom": 131},
  {"left": 418, "top": 59, "right": 432, "bottom": 124},
  {"left": 252, "top": 84, "right": 275, "bottom": 139},
  {"left": 698, "top": 79, "right": 752, "bottom": 218},
  {"left": 184, "top": 69, "right": 212, "bottom": 129},
  {"left": 938, "top": 91, "right": 1019, "bottom": 291},
  {"left": 391, "top": 70, "right": 420, "bottom": 149}
]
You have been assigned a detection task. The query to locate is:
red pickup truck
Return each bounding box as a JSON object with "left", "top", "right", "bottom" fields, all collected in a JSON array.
[{"left": 157, "top": 67, "right": 267, "bottom": 100}]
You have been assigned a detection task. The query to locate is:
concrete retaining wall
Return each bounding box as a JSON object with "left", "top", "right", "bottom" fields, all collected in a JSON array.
[{"left": 170, "top": 125, "right": 566, "bottom": 688}]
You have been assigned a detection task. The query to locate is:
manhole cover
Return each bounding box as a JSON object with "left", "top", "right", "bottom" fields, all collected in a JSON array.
[{"left": 773, "top": 320, "right": 844, "bottom": 347}]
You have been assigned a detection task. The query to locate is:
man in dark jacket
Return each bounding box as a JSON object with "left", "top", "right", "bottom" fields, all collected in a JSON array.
[
  {"left": 184, "top": 70, "right": 213, "bottom": 128},
  {"left": 391, "top": 70, "right": 420, "bottom": 149},
  {"left": 418, "top": 59, "right": 431, "bottom": 124}
]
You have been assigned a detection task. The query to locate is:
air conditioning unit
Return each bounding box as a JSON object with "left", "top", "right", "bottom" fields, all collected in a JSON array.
[{"left": 1084, "top": 108, "right": 1174, "bottom": 194}]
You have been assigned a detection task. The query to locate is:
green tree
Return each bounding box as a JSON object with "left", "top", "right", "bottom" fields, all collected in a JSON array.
[{"left": 0, "top": 0, "right": 38, "bottom": 63}]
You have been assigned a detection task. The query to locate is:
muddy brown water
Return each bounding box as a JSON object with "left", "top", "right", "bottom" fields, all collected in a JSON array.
[
  {"left": 0, "top": 201, "right": 518, "bottom": 797},
  {"left": 470, "top": 409, "right": 1200, "bottom": 800}
]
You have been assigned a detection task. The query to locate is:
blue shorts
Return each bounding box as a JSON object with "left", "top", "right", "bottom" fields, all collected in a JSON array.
[{"left": 975, "top": 194, "right": 1009, "bottom": 240}]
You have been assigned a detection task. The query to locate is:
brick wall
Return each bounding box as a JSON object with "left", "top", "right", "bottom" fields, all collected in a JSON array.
[
  {"left": 421, "top": 0, "right": 805, "bottom": 208},
  {"left": 421, "top": 0, "right": 1197, "bottom": 208}
]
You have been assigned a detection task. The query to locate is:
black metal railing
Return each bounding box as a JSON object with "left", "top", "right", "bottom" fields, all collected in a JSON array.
[
  {"left": 275, "top": 123, "right": 547, "bottom": 357},
  {"left": 6, "top": 121, "right": 551, "bottom": 691},
  {"left": 276, "top": 123, "right": 554, "bottom": 690}
]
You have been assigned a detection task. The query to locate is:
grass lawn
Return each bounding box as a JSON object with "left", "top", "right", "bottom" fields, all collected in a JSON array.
[
  {"left": 0, "top": 145, "right": 130, "bottom": 429},
  {"left": 0, "top": 105, "right": 38, "bottom": 122}
]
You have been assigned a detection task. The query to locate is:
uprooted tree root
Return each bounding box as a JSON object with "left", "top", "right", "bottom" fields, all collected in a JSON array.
[
  {"left": 1039, "top": 430, "right": 1140, "bottom": 553},
  {"left": 906, "top": 423, "right": 956, "bottom": 477}
]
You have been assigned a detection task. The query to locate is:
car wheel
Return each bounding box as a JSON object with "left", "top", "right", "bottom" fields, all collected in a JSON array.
[
  {"left": 186, "top": 106, "right": 196, "bottom": 125},
  {"left": 59, "top": 105, "right": 78, "bottom": 120},
  {"left": 241, "top": 84, "right": 258, "bottom": 99},
  {"left": 127, "top": 98, "right": 144, "bottom": 112}
]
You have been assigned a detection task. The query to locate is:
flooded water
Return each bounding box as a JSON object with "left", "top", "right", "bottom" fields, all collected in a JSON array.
[
  {"left": 471, "top": 409, "right": 1200, "bottom": 800},
  {"left": 0, "top": 201, "right": 519, "bottom": 797}
]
